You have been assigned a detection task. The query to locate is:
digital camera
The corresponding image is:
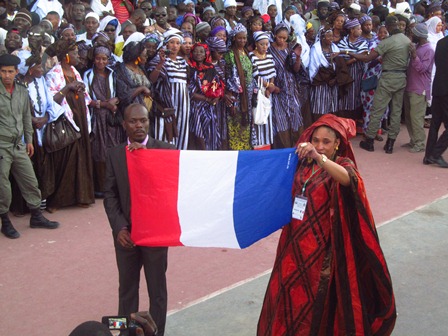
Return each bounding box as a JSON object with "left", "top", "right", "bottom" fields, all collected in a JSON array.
[{"left": 101, "top": 316, "right": 141, "bottom": 336}]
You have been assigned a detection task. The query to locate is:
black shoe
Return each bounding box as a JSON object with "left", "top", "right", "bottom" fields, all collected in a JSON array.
[
  {"left": 423, "top": 157, "right": 432, "bottom": 165},
  {"left": 360, "top": 137, "right": 375, "bottom": 152},
  {"left": 383, "top": 138, "right": 395, "bottom": 154},
  {"left": 1, "top": 215, "right": 20, "bottom": 239},
  {"left": 94, "top": 192, "right": 105, "bottom": 199},
  {"left": 30, "top": 210, "right": 60, "bottom": 229},
  {"left": 427, "top": 155, "right": 448, "bottom": 168}
]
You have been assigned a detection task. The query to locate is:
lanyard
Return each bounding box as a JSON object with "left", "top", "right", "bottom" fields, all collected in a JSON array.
[{"left": 301, "top": 164, "right": 322, "bottom": 195}]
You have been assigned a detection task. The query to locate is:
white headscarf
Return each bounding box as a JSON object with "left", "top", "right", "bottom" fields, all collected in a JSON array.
[
  {"left": 99, "top": 15, "right": 121, "bottom": 40},
  {"left": 426, "top": 16, "right": 443, "bottom": 51},
  {"left": 289, "top": 14, "right": 311, "bottom": 69}
]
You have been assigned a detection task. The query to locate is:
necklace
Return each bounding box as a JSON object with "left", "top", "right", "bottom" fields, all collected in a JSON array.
[{"left": 253, "top": 50, "right": 266, "bottom": 59}]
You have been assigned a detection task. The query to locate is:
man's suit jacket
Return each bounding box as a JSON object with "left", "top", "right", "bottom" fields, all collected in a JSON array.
[
  {"left": 104, "top": 138, "right": 175, "bottom": 237},
  {"left": 432, "top": 36, "right": 448, "bottom": 97}
]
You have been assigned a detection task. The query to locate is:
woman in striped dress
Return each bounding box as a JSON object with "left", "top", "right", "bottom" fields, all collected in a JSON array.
[
  {"left": 249, "top": 31, "right": 277, "bottom": 148},
  {"left": 309, "top": 27, "right": 340, "bottom": 119},
  {"left": 268, "top": 23, "right": 303, "bottom": 149},
  {"left": 149, "top": 29, "right": 190, "bottom": 150},
  {"left": 187, "top": 43, "right": 221, "bottom": 150},
  {"left": 336, "top": 18, "right": 368, "bottom": 124},
  {"left": 206, "top": 36, "right": 228, "bottom": 150}
]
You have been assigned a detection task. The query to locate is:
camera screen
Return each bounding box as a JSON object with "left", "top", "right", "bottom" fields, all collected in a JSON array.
[{"left": 108, "top": 317, "right": 128, "bottom": 330}]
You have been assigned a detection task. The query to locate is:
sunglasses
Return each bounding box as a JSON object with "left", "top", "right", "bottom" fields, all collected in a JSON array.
[
  {"left": 104, "top": 28, "right": 116, "bottom": 32},
  {"left": 155, "top": 13, "right": 167, "bottom": 17},
  {"left": 28, "top": 32, "right": 43, "bottom": 37},
  {"left": 141, "top": 7, "right": 152, "bottom": 10}
]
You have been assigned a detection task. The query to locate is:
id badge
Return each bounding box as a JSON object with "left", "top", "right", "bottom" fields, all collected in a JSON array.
[{"left": 292, "top": 195, "right": 308, "bottom": 220}]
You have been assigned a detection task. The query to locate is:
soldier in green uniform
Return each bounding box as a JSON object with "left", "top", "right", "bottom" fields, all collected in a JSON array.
[{"left": 0, "top": 54, "right": 59, "bottom": 239}]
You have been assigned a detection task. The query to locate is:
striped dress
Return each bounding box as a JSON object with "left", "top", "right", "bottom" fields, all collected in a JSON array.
[
  {"left": 268, "top": 45, "right": 303, "bottom": 148},
  {"left": 249, "top": 51, "right": 277, "bottom": 147},
  {"left": 149, "top": 55, "right": 190, "bottom": 150},
  {"left": 337, "top": 36, "right": 368, "bottom": 113}
]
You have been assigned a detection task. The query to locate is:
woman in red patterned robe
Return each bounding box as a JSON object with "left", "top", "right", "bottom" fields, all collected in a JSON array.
[{"left": 258, "top": 114, "right": 396, "bottom": 336}]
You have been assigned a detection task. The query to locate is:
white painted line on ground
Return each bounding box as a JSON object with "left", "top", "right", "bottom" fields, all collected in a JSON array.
[{"left": 168, "top": 269, "right": 272, "bottom": 316}]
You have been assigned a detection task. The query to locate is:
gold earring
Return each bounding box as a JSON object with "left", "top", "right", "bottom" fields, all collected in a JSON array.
[{"left": 335, "top": 145, "right": 339, "bottom": 150}]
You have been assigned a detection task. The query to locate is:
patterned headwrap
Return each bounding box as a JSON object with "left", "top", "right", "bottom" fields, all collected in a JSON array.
[
  {"left": 241, "top": 6, "right": 254, "bottom": 16},
  {"left": 210, "top": 26, "right": 226, "bottom": 37},
  {"left": 188, "top": 43, "right": 213, "bottom": 70},
  {"left": 93, "top": 45, "right": 111, "bottom": 57},
  {"left": 163, "top": 28, "right": 185, "bottom": 44},
  {"left": 344, "top": 18, "right": 360, "bottom": 30},
  {"left": 92, "top": 31, "right": 110, "bottom": 43},
  {"left": 206, "top": 36, "right": 227, "bottom": 53},
  {"left": 359, "top": 15, "right": 372, "bottom": 26},
  {"left": 57, "top": 23, "right": 75, "bottom": 39},
  {"left": 228, "top": 23, "right": 247, "bottom": 44},
  {"left": 210, "top": 16, "right": 225, "bottom": 28},
  {"left": 273, "top": 22, "right": 290, "bottom": 35},
  {"left": 182, "top": 31, "right": 194, "bottom": 41},
  {"left": 253, "top": 31, "right": 270, "bottom": 42},
  {"left": 143, "top": 33, "right": 161, "bottom": 45}
]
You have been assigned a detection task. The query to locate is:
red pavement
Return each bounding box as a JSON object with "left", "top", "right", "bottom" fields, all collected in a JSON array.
[{"left": 0, "top": 126, "right": 447, "bottom": 335}]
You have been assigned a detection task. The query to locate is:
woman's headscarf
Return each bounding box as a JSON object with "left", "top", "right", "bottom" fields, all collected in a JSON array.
[
  {"left": 273, "top": 22, "right": 290, "bottom": 36},
  {"left": 283, "top": 5, "right": 299, "bottom": 19},
  {"left": 426, "top": 16, "right": 444, "bottom": 50},
  {"left": 289, "top": 14, "right": 311, "bottom": 68},
  {"left": 253, "top": 31, "right": 270, "bottom": 42},
  {"left": 122, "top": 41, "right": 146, "bottom": 63},
  {"left": 99, "top": 15, "right": 121, "bottom": 41},
  {"left": 56, "top": 23, "right": 75, "bottom": 39},
  {"left": 188, "top": 43, "right": 213, "bottom": 70},
  {"left": 163, "top": 28, "right": 185, "bottom": 44},
  {"left": 297, "top": 114, "right": 357, "bottom": 166},
  {"left": 228, "top": 23, "right": 247, "bottom": 47},
  {"left": 93, "top": 45, "right": 111, "bottom": 57},
  {"left": 344, "top": 18, "right": 360, "bottom": 30},
  {"left": 210, "top": 26, "right": 226, "bottom": 38},
  {"left": 143, "top": 33, "right": 163, "bottom": 50},
  {"left": 53, "top": 39, "right": 78, "bottom": 62},
  {"left": 182, "top": 12, "right": 201, "bottom": 25},
  {"left": 206, "top": 36, "right": 227, "bottom": 53}
]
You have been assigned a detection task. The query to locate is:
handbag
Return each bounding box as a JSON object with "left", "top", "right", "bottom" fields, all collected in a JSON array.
[
  {"left": 44, "top": 114, "right": 81, "bottom": 153},
  {"left": 253, "top": 77, "right": 271, "bottom": 126},
  {"left": 361, "top": 75, "right": 378, "bottom": 92},
  {"left": 202, "top": 75, "right": 225, "bottom": 99}
]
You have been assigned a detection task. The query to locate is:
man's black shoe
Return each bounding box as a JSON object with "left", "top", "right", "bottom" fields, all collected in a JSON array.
[
  {"left": 427, "top": 155, "right": 448, "bottom": 168},
  {"left": 360, "top": 137, "right": 375, "bottom": 152},
  {"left": 30, "top": 210, "right": 60, "bottom": 229},
  {"left": 1, "top": 215, "right": 20, "bottom": 239}
]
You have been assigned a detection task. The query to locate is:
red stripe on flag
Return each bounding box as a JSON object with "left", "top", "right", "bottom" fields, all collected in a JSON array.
[{"left": 127, "top": 149, "right": 183, "bottom": 246}]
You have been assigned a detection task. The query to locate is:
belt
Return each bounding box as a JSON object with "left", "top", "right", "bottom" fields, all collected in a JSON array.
[
  {"left": 0, "top": 134, "right": 22, "bottom": 145},
  {"left": 382, "top": 70, "right": 406, "bottom": 73}
]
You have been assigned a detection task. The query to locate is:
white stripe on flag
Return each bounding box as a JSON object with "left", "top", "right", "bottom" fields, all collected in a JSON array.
[{"left": 177, "top": 151, "right": 240, "bottom": 248}]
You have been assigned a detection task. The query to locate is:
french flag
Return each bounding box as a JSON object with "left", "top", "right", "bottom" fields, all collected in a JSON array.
[{"left": 127, "top": 148, "right": 298, "bottom": 249}]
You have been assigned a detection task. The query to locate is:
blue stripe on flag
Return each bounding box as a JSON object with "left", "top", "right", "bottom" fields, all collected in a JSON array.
[{"left": 233, "top": 148, "right": 299, "bottom": 248}]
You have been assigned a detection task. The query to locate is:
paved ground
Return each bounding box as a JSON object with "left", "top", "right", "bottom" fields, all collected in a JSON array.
[{"left": 0, "top": 126, "right": 447, "bottom": 335}]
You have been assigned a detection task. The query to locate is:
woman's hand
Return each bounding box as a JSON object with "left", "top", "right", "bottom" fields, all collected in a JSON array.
[
  {"left": 106, "top": 98, "right": 119, "bottom": 112},
  {"left": 32, "top": 114, "right": 49, "bottom": 129},
  {"left": 224, "top": 93, "right": 234, "bottom": 107},
  {"left": 159, "top": 49, "right": 167, "bottom": 64},
  {"left": 293, "top": 44, "right": 302, "bottom": 58},
  {"left": 296, "top": 142, "right": 320, "bottom": 162}
]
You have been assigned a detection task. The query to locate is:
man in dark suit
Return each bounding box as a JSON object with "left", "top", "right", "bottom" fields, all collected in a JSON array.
[
  {"left": 104, "top": 103, "right": 174, "bottom": 336},
  {"left": 424, "top": 35, "right": 448, "bottom": 168}
]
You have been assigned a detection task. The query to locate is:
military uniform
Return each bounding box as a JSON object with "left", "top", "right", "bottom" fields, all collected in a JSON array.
[{"left": 0, "top": 54, "right": 59, "bottom": 239}]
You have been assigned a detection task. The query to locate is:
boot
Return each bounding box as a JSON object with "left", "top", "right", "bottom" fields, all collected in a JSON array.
[
  {"left": 383, "top": 138, "right": 395, "bottom": 154},
  {"left": 360, "top": 136, "right": 375, "bottom": 152},
  {"left": 30, "top": 209, "right": 60, "bottom": 229},
  {"left": 1, "top": 213, "right": 20, "bottom": 239}
]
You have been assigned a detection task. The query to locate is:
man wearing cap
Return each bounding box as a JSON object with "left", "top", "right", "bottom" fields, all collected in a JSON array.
[
  {"left": 402, "top": 23, "right": 435, "bottom": 154},
  {"left": 13, "top": 8, "right": 33, "bottom": 49},
  {"left": 424, "top": 32, "right": 448, "bottom": 168},
  {"left": 76, "top": 12, "right": 100, "bottom": 46},
  {"left": 351, "top": 15, "right": 411, "bottom": 154},
  {"left": 0, "top": 54, "right": 60, "bottom": 239}
]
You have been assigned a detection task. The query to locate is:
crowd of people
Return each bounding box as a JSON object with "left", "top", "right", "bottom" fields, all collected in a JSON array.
[{"left": 1, "top": 0, "right": 447, "bottom": 218}]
